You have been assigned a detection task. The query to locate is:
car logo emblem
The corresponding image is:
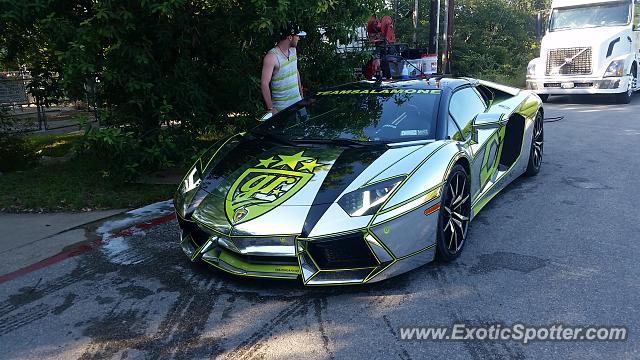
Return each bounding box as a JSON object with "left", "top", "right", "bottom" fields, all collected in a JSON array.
[
  {"left": 225, "top": 151, "right": 328, "bottom": 225},
  {"left": 234, "top": 208, "right": 248, "bottom": 223}
]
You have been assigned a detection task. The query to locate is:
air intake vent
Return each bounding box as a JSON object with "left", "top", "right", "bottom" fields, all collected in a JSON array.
[
  {"left": 177, "top": 217, "right": 211, "bottom": 248},
  {"left": 307, "top": 234, "right": 378, "bottom": 270}
]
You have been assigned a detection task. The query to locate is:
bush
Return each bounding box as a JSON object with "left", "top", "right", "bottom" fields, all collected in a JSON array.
[
  {"left": 75, "top": 124, "right": 208, "bottom": 182},
  {"left": 0, "top": 135, "right": 40, "bottom": 172}
]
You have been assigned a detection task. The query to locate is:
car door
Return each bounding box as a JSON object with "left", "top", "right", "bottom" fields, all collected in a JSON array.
[{"left": 448, "top": 87, "right": 506, "bottom": 201}]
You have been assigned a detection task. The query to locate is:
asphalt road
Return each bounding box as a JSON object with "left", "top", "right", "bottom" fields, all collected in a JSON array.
[{"left": 1, "top": 94, "right": 639, "bottom": 360}]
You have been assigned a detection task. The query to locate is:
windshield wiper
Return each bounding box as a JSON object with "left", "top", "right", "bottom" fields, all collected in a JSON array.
[
  {"left": 291, "top": 138, "right": 384, "bottom": 148},
  {"left": 249, "top": 130, "right": 297, "bottom": 146}
]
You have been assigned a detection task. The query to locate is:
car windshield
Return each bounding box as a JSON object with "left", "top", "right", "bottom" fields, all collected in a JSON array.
[
  {"left": 254, "top": 87, "right": 441, "bottom": 143},
  {"left": 549, "top": 1, "right": 631, "bottom": 31}
]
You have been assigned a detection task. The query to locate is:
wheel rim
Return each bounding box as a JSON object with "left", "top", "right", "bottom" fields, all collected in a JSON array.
[
  {"left": 533, "top": 115, "right": 544, "bottom": 169},
  {"left": 441, "top": 172, "right": 470, "bottom": 254}
]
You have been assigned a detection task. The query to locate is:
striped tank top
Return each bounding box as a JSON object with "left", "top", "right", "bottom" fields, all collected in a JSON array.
[{"left": 269, "top": 47, "right": 302, "bottom": 110}]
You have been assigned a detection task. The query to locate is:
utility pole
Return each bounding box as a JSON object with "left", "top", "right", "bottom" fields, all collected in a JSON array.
[
  {"left": 442, "top": 0, "right": 449, "bottom": 74},
  {"left": 442, "top": 0, "right": 454, "bottom": 74},
  {"left": 412, "top": 0, "right": 419, "bottom": 45},
  {"left": 428, "top": 0, "right": 441, "bottom": 68}
]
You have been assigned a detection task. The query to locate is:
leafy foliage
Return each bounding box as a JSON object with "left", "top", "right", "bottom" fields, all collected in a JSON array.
[
  {"left": 1, "top": 0, "right": 384, "bottom": 134},
  {"left": 452, "top": 0, "right": 548, "bottom": 85},
  {"left": 0, "top": 0, "right": 552, "bottom": 179}
]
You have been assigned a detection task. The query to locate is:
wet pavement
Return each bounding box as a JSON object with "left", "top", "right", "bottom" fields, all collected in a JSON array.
[{"left": 0, "top": 95, "right": 639, "bottom": 359}]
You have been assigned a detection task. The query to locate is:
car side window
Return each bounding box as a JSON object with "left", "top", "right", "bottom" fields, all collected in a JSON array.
[
  {"left": 447, "top": 115, "right": 464, "bottom": 141},
  {"left": 449, "top": 87, "right": 487, "bottom": 140},
  {"left": 635, "top": 1, "right": 640, "bottom": 29}
]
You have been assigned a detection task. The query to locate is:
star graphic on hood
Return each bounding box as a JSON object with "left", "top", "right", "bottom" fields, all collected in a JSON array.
[
  {"left": 300, "top": 159, "right": 325, "bottom": 173},
  {"left": 275, "top": 151, "right": 313, "bottom": 170},
  {"left": 257, "top": 157, "right": 279, "bottom": 168}
]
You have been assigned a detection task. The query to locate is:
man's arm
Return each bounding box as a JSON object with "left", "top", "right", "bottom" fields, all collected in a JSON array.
[
  {"left": 261, "top": 53, "right": 277, "bottom": 113},
  {"left": 297, "top": 72, "right": 303, "bottom": 98}
]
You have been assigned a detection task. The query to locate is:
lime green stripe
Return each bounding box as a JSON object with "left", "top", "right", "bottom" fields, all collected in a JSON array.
[
  {"left": 273, "top": 93, "right": 300, "bottom": 102},
  {"left": 279, "top": 56, "right": 297, "bottom": 68},
  {"left": 219, "top": 250, "right": 300, "bottom": 274},
  {"left": 272, "top": 69, "right": 297, "bottom": 82},
  {"left": 272, "top": 82, "right": 298, "bottom": 93}
]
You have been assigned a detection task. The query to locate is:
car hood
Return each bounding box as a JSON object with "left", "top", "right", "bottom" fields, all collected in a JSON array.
[{"left": 185, "top": 135, "right": 435, "bottom": 236}]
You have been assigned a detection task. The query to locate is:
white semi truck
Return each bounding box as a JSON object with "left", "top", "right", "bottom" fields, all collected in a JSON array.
[{"left": 526, "top": 0, "right": 640, "bottom": 103}]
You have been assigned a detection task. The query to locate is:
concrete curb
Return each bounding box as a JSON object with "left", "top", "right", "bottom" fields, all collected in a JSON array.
[{"left": 0, "top": 203, "right": 176, "bottom": 284}]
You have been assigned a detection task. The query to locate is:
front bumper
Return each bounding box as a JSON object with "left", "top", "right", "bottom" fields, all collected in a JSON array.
[
  {"left": 176, "top": 198, "right": 441, "bottom": 286},
  {"left": 526, "top": 76, "right": 629, "bottom": 95}
]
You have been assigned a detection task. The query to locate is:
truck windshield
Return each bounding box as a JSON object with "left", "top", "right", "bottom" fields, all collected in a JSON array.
[{"left": 549, "top": 1, "right": 631, "bottom": 31}]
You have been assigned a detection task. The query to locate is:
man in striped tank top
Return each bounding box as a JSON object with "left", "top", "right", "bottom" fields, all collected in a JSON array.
[{"left": 261, "top": 22, "right": 306, "bottom": 114}]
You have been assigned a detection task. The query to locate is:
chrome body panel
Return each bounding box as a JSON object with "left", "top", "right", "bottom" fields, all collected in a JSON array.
[
  {"left": 383, "top": 142, "right": 463, "bottom": 210},
  {"left": 367, "top": 246, "right": 436, "bottom": 283},
  {"left": 338, "top": 145, "right": 424, "bottom": 195},
  {"left": 307, "top": 203, "right": 372, "bottom": 238},
  {"left": 371, "top": 203, "right": 439, "bottom": 258}
]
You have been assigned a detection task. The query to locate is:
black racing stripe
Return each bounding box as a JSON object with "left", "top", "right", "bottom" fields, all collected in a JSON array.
[
  {"left": 607, "top": 37, "right": 620, "bottom": 58},
  {"left": 302, "top": 146, "right": 387, "bottom": 237}
]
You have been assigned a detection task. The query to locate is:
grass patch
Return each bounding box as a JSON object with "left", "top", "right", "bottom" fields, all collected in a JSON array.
[
  {"left": 0, "top": 133, "right": 177, "bottom": 212},
  {"left": 0, "top": 158, "right": 176, "bottom": 212},
  {"left": 26, "top": 133, "right": 82, "bottom": 157}
]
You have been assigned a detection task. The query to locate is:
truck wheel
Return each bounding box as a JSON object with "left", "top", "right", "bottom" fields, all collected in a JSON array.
[
  {"left": 538, "top": 94, "right": 549, "bottom": 102},
  {"left": 614, "top": 76, "right": 634, "bottom": 104}
]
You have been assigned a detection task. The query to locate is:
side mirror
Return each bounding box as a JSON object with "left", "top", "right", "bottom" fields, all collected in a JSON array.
[
  {"left": 472, "top": 113, "right": 508, "bottom": 143},
  {"left": 535, "top": 13, "right": 544, "bottom": 40},
  {"left": 258, "top": 112, "right": 273, "bottom": 122}
]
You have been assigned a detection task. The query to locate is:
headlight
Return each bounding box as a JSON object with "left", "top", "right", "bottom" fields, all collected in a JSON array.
[
  {"left": 338, "top": 177, "right": 405, "bottom": 217},
  {"left": 527, "top": 62, "right": 537, "bottom": 77},
  {"left": 180, "top": 163, "right": 202, "bottom": 194},
  {"left": 175, "top": 160, "right": 202, "bottom": 216},
  {"left": 604, "top": 60, "right": 625, "bottom": 78}
]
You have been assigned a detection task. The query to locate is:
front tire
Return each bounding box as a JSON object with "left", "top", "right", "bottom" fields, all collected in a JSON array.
[
  {"left": 524, "top": 112, "right": 544, "bottom": 176},
  {"left": 614, "top": 74, "right": 634, "bottom": 104},
  {"left": 436, "top": 164, "right": 471, "bottom": 262},
  {"left": 538, "top": 94, "right": 549, "bottom": 103}
]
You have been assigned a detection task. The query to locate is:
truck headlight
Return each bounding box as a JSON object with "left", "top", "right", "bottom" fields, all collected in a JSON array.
[
  {"left": 604, "top": 60, "right": 625, "bottom": 78},
  {"left": 527, "top": 62, "right": 537, "bottom": 77},
  {"left": 338, "top": 177, "right": 405, "bottom": 217}
]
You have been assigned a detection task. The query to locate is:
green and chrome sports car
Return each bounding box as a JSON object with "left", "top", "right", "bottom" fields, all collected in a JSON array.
[{"left": 174, "top": 77, "right": 544, "bottom": 285}]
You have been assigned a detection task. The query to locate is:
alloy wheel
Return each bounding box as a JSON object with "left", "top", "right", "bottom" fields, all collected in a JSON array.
[
  {"left": 441, "top": 172, "right": 471, "bottom": 254},
  {"left": 532, "top": 114, "right": 544, "bottom": 170}
]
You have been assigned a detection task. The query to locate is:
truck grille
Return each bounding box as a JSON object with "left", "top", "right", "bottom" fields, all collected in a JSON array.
[{"left": 546, "top": 47, "right": 592, "bottom": 76}]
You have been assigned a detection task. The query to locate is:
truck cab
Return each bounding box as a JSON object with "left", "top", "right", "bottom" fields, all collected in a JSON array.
[{"left": 527, "top": 0, "right": 640, "bottom": 103}]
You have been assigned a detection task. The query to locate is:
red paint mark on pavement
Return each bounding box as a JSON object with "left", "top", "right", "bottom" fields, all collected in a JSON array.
[{"left": 0, "top": 213, "right": 176, "bottom": 284}]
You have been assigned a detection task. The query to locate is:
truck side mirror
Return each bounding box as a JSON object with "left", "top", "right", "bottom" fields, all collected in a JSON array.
[{"left": 535, "top": 13, "right": 544, "bottom": 40}]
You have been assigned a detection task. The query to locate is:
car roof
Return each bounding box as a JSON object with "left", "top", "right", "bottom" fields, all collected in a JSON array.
[{"left": 326, "top": 78, "right": 476, "bottom": 92}]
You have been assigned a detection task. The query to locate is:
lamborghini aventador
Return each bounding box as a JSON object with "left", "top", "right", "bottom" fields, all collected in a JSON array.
[{"left": 174, "top": 77, "right": 544, "bottom": 285}]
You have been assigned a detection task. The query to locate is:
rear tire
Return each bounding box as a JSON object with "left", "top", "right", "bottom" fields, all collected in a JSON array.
[
  {"left": 524, "top": 112, "right": 544, "bottom": 176},
  {"left": 436, "top": 165, "right": 471, "bottom": 262}
]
